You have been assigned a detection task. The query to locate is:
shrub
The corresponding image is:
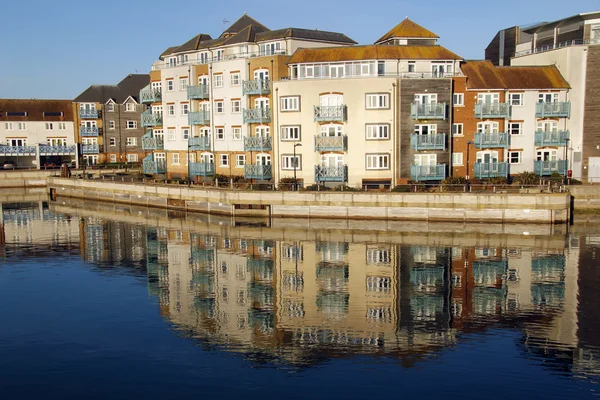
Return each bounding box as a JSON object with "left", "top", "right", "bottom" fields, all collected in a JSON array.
[
  {"left": 391, "top": 185, "right": 411, "bottom": 193},
  {"left": 440, "top": 176, "right": 467, "bottom": 192},
  {"left": 550, "top": 172, "right": 565, "bottom": 182},
  {"left": 513, "top": 171, "right": 539, "bottom": 185},
  {"left": 303, "top": 184, "right": 330, "bottom": 192},
  {"left": 332, "top": 185, "right": 360, "bottom": 192},
  {"left": 278, "top": 177, "right": 299, "bottom": 191},
  {"left": 486, "top": 177, "right": 509, "bottom": 185}
]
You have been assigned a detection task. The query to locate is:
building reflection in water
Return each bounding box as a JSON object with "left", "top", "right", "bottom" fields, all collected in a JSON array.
[{"left": 2, "top": 198, "right": 599, "bottom": 377}]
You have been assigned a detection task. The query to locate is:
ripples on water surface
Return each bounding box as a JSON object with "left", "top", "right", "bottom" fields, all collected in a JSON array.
[{"left": 0, "top": 192, "right": 600, "bottom": 399}]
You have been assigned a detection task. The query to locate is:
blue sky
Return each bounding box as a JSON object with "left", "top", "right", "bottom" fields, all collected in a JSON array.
[{"left": 1, "top": 0, "right": 598, "bottom": 99}]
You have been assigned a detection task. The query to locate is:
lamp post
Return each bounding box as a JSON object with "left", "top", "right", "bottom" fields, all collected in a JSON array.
[
  {"left": 466, "top": 140, "right": 474, "bottom": 182},
  {"left": 564, "top": 137, "right": 570, "bottom": 184},
  {"left": 187, "top": 138, "right": 191, "bottom": 187},
  {"left": 293, "top": 143, "right": 302, "bottom": 191}
]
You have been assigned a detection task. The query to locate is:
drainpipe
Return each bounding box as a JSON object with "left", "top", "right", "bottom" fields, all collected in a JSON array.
[
  {"left": 392, "top": 82, "right": 397, "bottom": 186},
  {"left": 208, "top": 49, "right": 215, "bottom": 176},
  {"left": 274, "top": 87, "right": 280, "bottom": 185}
]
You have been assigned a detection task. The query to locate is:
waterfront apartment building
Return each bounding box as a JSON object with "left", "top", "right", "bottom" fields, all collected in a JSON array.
[
  {"left": 486, "top": 11, "right": 600, "bottom": 181},
  {"left": 141, "top": 14, "right": 356, "bottom": 180},
  {"left": 73, "top": 74, "right": 149, "bottom": 166},
  {"left": 0, "top": 99, "right": 77, "bottom": 168}
]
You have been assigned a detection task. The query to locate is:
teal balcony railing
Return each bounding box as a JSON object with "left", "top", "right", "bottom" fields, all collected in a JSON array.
[
  {"left": 534, "top": 131, "right": 569, "bottom": 147},
  {"left": 82, "top": 144, "right": 100, "bottom": 154},
  {"left": 536, "top": 102, "right": 571, "bottom": 118},
  {"left": 139, "top": 85, "right": 162, "bottom": 103},
  {"left": 79, "top": 109, "right": 98, "bottom": 119},
  {"left": 411, "top": 103, "right": 446, "bottom": 120},
  {"left": 80, "top": 126, "right": 99, "bottom": 137},
  {"left": 314, "top": 165, "right": 348, "bottom": 182},
  {"left": 243, "top": 107, "right": 271, "bottom": 124},
  {"left": 188, "top": 111, "right": 211, "bottom": 125},
  {"left": 474, "top": 132, "right": 509, "bottom": 148},
  {"left": 244, "top": 164, "right": 273, "bottom": 180},
  {"left": 244, "top": 136, "right": 272, "bottom": 151},
  {"left": 187, "top": 85, "right": 209, "bottom": 100},
  {"left": 314, "top": 135, "right": 348, "bottom": 152},
  {"left": 474, "top": 103, "right": 511, "bottom": 119},
  {"left": 141, "top": 111, "right": 163, "bottom": 127},
  {"left": 188, "top": 136, "right": 211, "bottom": 151},
  {"left": 143, "top": 155, "right": 167, "bottom": 175},
  {"left": 141, "top": 131, "right": 164, "bottom": 151},
  {"left": 410, "top": 133, "right": 446, "bottom": 151},
  {"left": 242, "top": 79, "right": 270, "bottom": 95},
  {"left": 410, "top": 164, "right": 446, "bottom": 181},
  {"left": 39, "top": 144, "right": 76, "bottom": 155},
  {"left": 534, "top": 160, "right": 567, "bottom": 176},
  {"left": 189, "top": 162, "right": 215, "bottom": 177},
  {"left": 313, "top": 105, "right": 347, "bottom": 122},
  {"left": 474, "top": 162, "right": 508, "bottom": 179},
  {"left": 0, "top": 146, "right": 36, "bottom": 156}
]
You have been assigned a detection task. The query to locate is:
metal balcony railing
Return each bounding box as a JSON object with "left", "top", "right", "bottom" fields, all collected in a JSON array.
[
  {"left": 536, "top": 102, "right": 571, "bottom": 118},
  {"left": 534, "top": 160, "right": 567, "bottom": 176},
  {"left": 534, "top": 131, "right": 569, "bottom": 147},
  {"left": 39, "top": 145, "right": 76, "bottom": 155},
  {"left": 243, "top": 107, "right": 271, "bottom": 124},
  {"left": 187, "top": 85, "right": 209, "bottom": 100},
  {"left": 410, "top": 164, "right": 446, "bottom": 181},
  {"left": 188, "top": 136, "right": 211, "bottom": 151},
  {"left": 0, "top": 145, "right": 37, "bottom": 156},
  {"left": 244, "top": 164, "right": 273, "bottom": 180},
  {"left": 79, "top": 109, "right": 98, "bottom": 119},
  {"left": 313, "top": 105, "right": 347, "bottom": 122},
  {"left": 189, "top": 162, "right": 215, "bottom": 177},
  {"left": 410, "top": 133, "right": 446, "bottom": 151},
  {"left": 82, "top": 144, "right": 100, "bottom": 154},
  {"left": 141, "top": 131, "right": 164, "bottom": 151},
  {"left": 314, "top": 165, "right": 348, "bottom": 182},
  {"left": 143, "top": 155, "right": 167, "bottom": 175},
  {"left": 411, "top": 103, "right": 446, "bottom": 120},
  {"left": 244, "top": 136, "right": 272, "bottom": 151},
  {"left": 474, "top": 132, "right": 509, "bottom": 148},
  {"left": 141, "top": 111, "right": 163, "bottom": 127},
  {"left": 140, "top": 85, "right": 162, "bottom": 103},
  {"left": 474, "top": 103, "right": 511, "bottom": 119},
  {"left": 188, "top": 111, "right": 211, "bottom": 125},
  {"left": 242, "top": 79, "right": 270, "bottom": 95},
  {"left": 474, "top": 162, "right": 508, "bottom": 179},
  {"left": 314, "top": 135, "right": 348, "bottom": 152},
  {"left": 80, "top": 126, "right": 99, "bottom": 137}
]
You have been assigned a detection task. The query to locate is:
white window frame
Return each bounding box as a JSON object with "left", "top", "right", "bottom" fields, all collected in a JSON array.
[
  {"left": 181, "top": 103, "right": 189, "bottom": 115},
  {"left": 236, "top": 154, "right": 246, "bottom": 168},
  {"left": 4, "top": 122, "right": 13, "bottom": 131},
  {"left": 182, "top": 128, "right": 190, "bottom": 140},
  {"left": 125, "top": 103, "right": 136, "bottom": 112},
  {"left": 453, "top": 93, "right": 464, "bottom": 106},
  {"left": 231, "top": 100, "right": 241, "bottom": 113},
  {"left": 508, "top": 93, "right": 523, "bottom": 106},
  {"left": 18, "top": 122, "right": 27, "bottom": 131},
  {"left": 477, "top": 122, "right": 499, "bottom": 133},
  {"left": 167, "top": 104, "right": 175, "bottom": 116},
  {"left": 214, "top": 74, "right": 224, "bottom": 88},
  {"left": 538, "top": 93, "right": 559, "bottom": 103},
  {"left": 281, "top": 126, "right": 300, "bottom": 141},
  {"left": 109, "top": 120, "right": 116, "bottom": 130},
  {"left": 109, "top": 137, "right": 116, "bottom": 147},
  {"left": 508, "top": 151, "right": 522, "bottom": 164},
  {"left": 166, "top": 80, "right": 174, "bottom": 91},
  {"left": 126, "top": 137, "right": 137, "bottom": 147},
  {"left": 414, "top": 153, "right": 437, "bottom": 166},
  {"left": 167, "top": 128, "right": 176, "bottom": 141},
  {"left": 215, "top": 101, "right": 224, "bottom": 114},
  {"left": 126, "top": 121, "right": 137, "bottom": 129},
  {"left": 414, "top": 124, "right": 437, "bottom": 135},
  {"left": 216, "top": 127, "right": 225, "bottom": 140},
  {"left": 126, "top": 154, "right": 138, "bottom": 162},
  {"left": 46, "top": 122, "right": 54, "bottom": 131},
  {"left": 452, "top": 123, "right": 463, "bottom": 136},
  {"left": 58, "top": 122, "right": 66, "bottom": 130},
  {"left": 109, "top": 154, "right": 117, "bottom": 163},
  {"left": 280, "top": 96, "right": 300, "bottom": 112},
  {"left": 366, "top": 124, "right": 389, "bottom": 140},
  {"left": 220, "top": 154, "right": 229, "bottom": 166},
  {"left": 508, "top": 122, "right": 522, "bottom": 135},
  {"left": 179, "top": 77, "right": 188, "bottom": 91},
  {"left": 281, "top": 155, "right": 301, "bottom": 170},
  {"left": 366, "top": 154, "right": 390, "bottom": 170},
  {"left": 230, "top": 73, "right": 240, "bottom": 86},
  {"left": 107, "top": 102, "right": 115, "bottom": 112},
  {"left": 366, "top": 93, "right": 390, "bottom": 109},
  {"left": 232, "top": 127, "right": 242, "bottom": 140},
  {"left": 171, "top": 153, "right": 180, "bottom": 165},
  {"left": 452, "top": 152, "right": 464, "bottom": 166}
]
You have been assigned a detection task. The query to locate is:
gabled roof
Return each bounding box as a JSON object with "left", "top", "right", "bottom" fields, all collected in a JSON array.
[
  {"left": 256, "top": 28, "right": 356, "bottom": 44},
  {"left": 159, "top": 46, "right": 179, "bottom": 59},
  {"left": 74, "top": 74, "right": 150, "bottom": 103},
  {"left": 0, "top": 99, "right": 75, "bottom": 121},
  {"left": 376, "top": 18, "right": 439, "bottom": 44},
  {"left": 461, "top": 60, "right": 570, "bottom": 90},
  {"left": 222, "top": 25, "right": 263, "bottom": 46},
  {"left": 221, "top": 14, "right": 269, "bottom": 38},
  {"left": 288, "top": 45, "right": 461, "bottom": 64},
  {"left": 175, "top": 34, "right": 213, "bottom": 53}
]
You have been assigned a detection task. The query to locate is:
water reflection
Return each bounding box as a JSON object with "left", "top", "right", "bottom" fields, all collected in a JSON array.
[{"left": 2, "top": 196, "right": 600, "bottom": 380}]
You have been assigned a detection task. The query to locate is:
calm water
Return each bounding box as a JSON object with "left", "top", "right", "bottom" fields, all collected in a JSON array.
[{"left": 1, "top": 192, "right": 600, "bottom": 399}]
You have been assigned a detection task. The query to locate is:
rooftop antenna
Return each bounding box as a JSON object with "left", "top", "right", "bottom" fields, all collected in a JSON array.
[{"left": 223, "top": 18, "right": 229, "bottom": 29}]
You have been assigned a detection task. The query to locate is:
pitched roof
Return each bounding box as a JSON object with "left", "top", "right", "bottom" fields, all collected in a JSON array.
[
  {"left": 160, "top": 46, "right": 179, "bottom": 59},
  {"left": 221, "top": 14, "right": 269, "bottom": 38},
  {"left": 0, "top": 99, "right": 75, "bottom": 121},
  {"left": 461, "top": 60, "right": 570, "bottom": 89},
  {"left": 288, "top": 45, "right": 461, "bottom": 64},
  {"left": 175, "top": 34, "right": 213, "bottom": 53},
  {"left": 222, "top": 25, "right": 263, "bottom": 46},
  {"left": 376, "top": 18, "right": 439, "bottom": 44},
  {"left": 74, "top": 74, "right": 150, "bottom": 103},
  {"left": 256, "top": 28, "right": 356, "bottom": 44}
]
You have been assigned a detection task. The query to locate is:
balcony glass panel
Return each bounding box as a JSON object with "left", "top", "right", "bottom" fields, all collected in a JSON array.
[
  {"left": 139, "top": 85, "right": 162, "bottom": 103},
  {"left": 141, "top": 111, "right": 163, "bottom": 127},
  {"left": 0, "top": 146, "right": 37, "bottom": 156},
  {"left": 79, "top": 109, "right": 98, "bottom": 119},
  {"left": 143, "top": 155, "right": 166, "bottom": 174},
  {"left": 189, "top": 162, "right": 215, "bottom": 177},
  {"left": 187, "top": 85, "right": 209, "bottom": 100},
  {"left": 39, "top": 145, "right": 76, "bottom": 155},
  {"left": 410, "top": 164, "right": 446, "bottom": 181},
  {"left": 474, "top": 162, "right": 508, "bottom": 179},
  {"left": 80, "top": 126, "right": 99, "bottom": 137},
  {"left": 410, "top": 133, "right": 446, "bottom": 151},
  {"left": 411, "top": 103, "right": 446, "bottom": 120},
  {"left": 82, "top": 144, "right": 100, "bottom": 154},
  {"left": 534, "top": 131, "right": 569, "bottom": 147},
  {"left": 474, "top": 132, "right": 509, "bottom": 148},
  {"left": 474, "top": 103, "right": 510, "bottom": 119},
  {"left": 534, "top": 160, "right": 567, "bottom": 176},
  {"left": 141, "top": 131, "right": 164, "bottom": 151},
  {"left": 188, "top": 136, "right": 211, "bottom": 151},
  {"left": 242, "top": 79, "right": 270, "bottom": 95},
  {"left": 188, "top": 111, "right": 210, "bottom": 125},
  {"left": 536, "top": 102, "right": 571, "bottom": 118}
]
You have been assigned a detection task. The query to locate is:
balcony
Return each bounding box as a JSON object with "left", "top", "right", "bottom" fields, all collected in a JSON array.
[
  {"left": 79, "top": 109, "right": 98, "bottom": 119},
  {"left": 243, "top": 107, "right": 271, "bottom": 124},
  {"left": 189, "top": 162, "right": 215, "bottom": 177},
  {"left": 474, "top": 103, "right": 511, "bottom": 119},
  {"left": 313, "top": 105, "right": 347, "bottom": 122},
  {"left": 314, "top": 135, "right": 348, "bottom": 152},
  {"left": 536, "top": 102, "right": 571, "bottom": 118},
  {"left": 410, "top": 164, "right": 446, "bottom": 181},
  {"left": 244, "top": 136, "right": 272, "bottom": 151},
  {"left": 187, "top": 85, "right": 209, "bottom": 100},
  {"left": 143, "top": 155, "right": 166, "bottom": 175},
  {"left": 188, "top": 136, "right": 211, "bottom": 151},
  {"left": 410, "top": 133, "right": 446, "bottom": 151},
  {"left": 141, "top": 131, "right": 164, "bottom": 151},
  {"left": 242, "top": 79, "right": 270, "bottom": 95},
  {"left": 411, "top": 103, "right": 447, "bottom": 120},
  {"left": 82, "top": 144, "right": 100, "bottom": 154},
  {"left": 188, "top": 111, "right": 210, "bottom": 125},
  {"left": 314, "top": 165, "right": 348, "bottom": 182},
  {"left": 474, "top": 132, "right": 509, "bottom": 148},
  {"left": 139, "top": 85, "right": 162, "bottom": 104},
  {"left": 244, "top": 164, "right": 273, "bottom": 180},
  {"left": 534, "top": 160, "right": 567, "bottom": 176},
  {"left": 0, "top": 146, "right": 36, "bottom": 156},
  {"left": 474, "top": 162, "right": 508, "bottom": 179},
  {"left": 80, "top": 126, "right": 99, "bottom": 137},
  {"left": 534, "top": 131, "right": 570, "bottom": 147},
  {"left": 141, "top": 111, "right": 163, "bottom": 127},
  {"left": 39, "top": 144, "right": 76, "bottom": 155}
]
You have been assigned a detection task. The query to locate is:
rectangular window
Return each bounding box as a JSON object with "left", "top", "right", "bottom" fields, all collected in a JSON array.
[
  {"left": 43, "top": 111, "right": 63, "bottom": 117},
  {"left": 167, "top": 104, "right": 175, "bottom": 116},
  {"left": 215, "top": 101, "right": 224, "bottom": 114},
  {"left": 126, "top": 121, "right": 137, "bottom": 129},
  {"left": 232, "top": 127, "right": 242, "bottom": 140},
  {"left": 452, "top": 123, "right": 464, "bottom": 136},
  {"left": 219, "top": 154, "right": 229, "bottom": 166},
  {"left": 126, "top": 137, "right": 137, "bottom": 146},
  {"left": 107, "top": 103, "right": 115, "bottom": 112},
  {"left": 231, "top": 100, "right": 241, "bottom": 113},
  {"left": 216, "top": 127, "right": 225, "bottom": 140},
  {"left": 181, "top": 103, "right": 189, "bottom": 115},
  {"left": 46, "top": 122, "right": 54, "bottom": 130},
  {"left": 179, "top": 78, "right": 188, "bottom": 90},
  {"left": 236, "top": 154, "right": 245, "bottom": 167},
  {"left": 414, "top": 124, "right": 437, "bottom": 135},
  {"left": 366, "top": 93, "right": 389, "bottom": 109},
  {"left": 452, "top": 153, "right": 463, "bottom": 166},
  {"left": 281, "top": 155, "right": 301, "bottom": 170},
  {"left": 280, "top": 96, "right": 300, "bottom": 111},
  {"left": 172, "top": 153, "right": 180, "bottom": 165},
  {"left": 126, "top": 154, "right": 138, "bottom": 162},
  {"left": 125, "top": 103, "right": 136, "bottom": 112},
  {"left": 182, "top": 128, "right": 189, "bottom": 140},
  {"left": 109, "top": 120, "right": 116, "bottom": 130},
  {"left": 166, "top": 80, "right": 174, "bottom": 91},
  {"left": 230, "top": 73, "right": 240, "bottom": 86},
  {"left": 110, "top": 154, "right": 117, "bottom": 162},
  {"left": 366, "top": 124, "right": 389, "bottom": 140},
  {"left": 168, "top": 128, "right": 176, "bottom": 141},
  {"left": 366, "top": 154, "right": 390, "bottom": 170},
  {"left": 58, "top": 122, "right": 66, "bottom": 130},
  {"left": 5, "top": 122, "right": 13, "bottom": 131},
  {"left": 508, "top": 151, "right": 522, "bottom": 164},
  {"left": 186, "top": 153, "right": 196, "bottom": 165},
  {"left": 453, "top": 93, "right": 464, "bottom": 106},
  {"left": 6, "top": 112, "right": 27, "bottom": 117},
  {"left": 538, "top": 93, "right": 559, "bottom": 103},
  {"left": 109, "top": 137, "right": 116, "bottom": 146},
  {"left": 281, "top": 126, "right": 301, "bottom": 141},
  {"left": 508, "top": 122, "right": 522, "bottom": 135},
  {"left": 214, "top": 75, "right": 223, "bottom": 88},
  {"left": 18, "top": 122, "right": 27, "bottom": 131},
  {"left": 508, "top": 93, "right": 523, "bottom": 106}
]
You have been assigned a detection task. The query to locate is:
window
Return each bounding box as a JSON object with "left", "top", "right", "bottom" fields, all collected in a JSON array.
[
  {"left": 127, "top": 154, "right": 138, "bottom": 162},
  {"left": 18, "top": 122, "right": 27, "bottom": 131},
  {"left": 4, "top": 122, "right": 13, "bottom": 131},
  {"left": 452, "top": 153, "right": 464, "bottom": 166},
  {"left": 46, "top": 122, "right": 54, "bottom": 130},
  {"left": 256, "top": 125, "right": 270, "bottom": 137},
  {"left": 126, "top": 137, "right": 137, "bottom": 146},
  {"left": 408, "top": 61, "right": 416, "bottom": 73},
  {"left": 281, "top": 155, "right": 301, "bottom": 170},
  {"left": 537, "top": 120, "right": 558, "bottom": 132},
  {"left": 259, "top": 42, "right": 281, "bottom": 56},
  {"left": 182, "top": 128, "right": 189, "bottom": 140},
  {"left": 366, "top": 93, "right": 389, "bottom": 109},
  {"left": 508, "top": 151, "right": 522, "bottom": 164},
  {"left": 44, "top": 111, "right": 63, "bottom": 117},
  {"left": 181, "top": 103, "right": 189, "bottom": 115},
  {"left": 538, "top": 93, "right": 558, "bottom": 103},
  {"left": 168, "top": 128, "right": 176, "bottom": 141},
  {"left": 166, "top": 80, "right": 174, "bottom": 91},
  {"left": 453, "top": 93, "right": 464, "bottom": 106},
  {"left": 109, "top": 120, "right": 116, "bottom": 130},
  {"left": 167, "top": 104, "right": 175, "bottom": 116},
  {"left": 236, "top": 154, "right": 246, "bottom": 167},
  {"left": 508, "top": 93, "right": 523, "bottom": 106},
  {"left": 58, "top": 122, "right": 66, "bottom": 130},
  {"left": 230, "top": 73, "right": 240, "bottom": 86},
  {"left": 215, "top": 101, "right": 224, "bottom": 114},
  {"left": 366, "top": 154, "right": 390, "bottom": 170},
  {"left": 414, "top": 124, "right": 437, "bottom": 135},
  {"left": 47, "top": 138, "right": 66, "bottom": 146},
  {"left": 214, "top": 75, "right": 223, "bottom": 88},
  {"left": 508, "top": 122, "right": 522, "bottom": 135},
  {"left": 281, "top": 126, "right": 300, "bottom": 141},
  {"left": 477, "top": 122, "right": 499, "bottom": 133},
  {"left": 172, "top": 153, "right": 180, "bottom": 165},
  {"left": 179, "top": 78, "right": 188, "bottom": 90},
  {"left": 366, "top": 124, "right": 389, "bottom": 140},
  {"left": 452, "top": 123, "right": 463, "bottom": 136},
  {"left": 220, "top": 154, "right": 229, "bottom": 166},
  {"left": 126, "top": 121, "right": 137, "bottom": 129},
  {"left": 414, "top": 153, "right": 437, "bottom": 166},
  {"left": 231, "top": 100, "right": 241, "bottom": 113},
  {"left": 6, "top": 111, "right": 27, "bottom": 117},
  {"left": 216, "top": 50, "right": 223, "bottom": 61},
  {"left": 477, "top": 93, "right": 499, "bottom": 103},
  {"left": 125, "top": 103, "right": 136, "bottom": 112},
  {"left": 109, "top": 138, "right": 116, "bottom": 146},
  {"left": 232, "top": 127, "right": 242, "bottom": 140},
  {"left": 186, "top": 153, "right": 196, "bottom": 165},
  {"left": 107, "top": 103, "right": 115, "bottom": 112},
  {"left": 280, "top": 96, "right": 300, "bottom": 111},
  {"left": 216, "top": 127, "right": 225, "bottom": 140},
  {"left": 110, "top": 154, "right": 117, "bottom": 162},
  {"left": 414, "top": 93, "right": 438, "bottom": 104}
]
